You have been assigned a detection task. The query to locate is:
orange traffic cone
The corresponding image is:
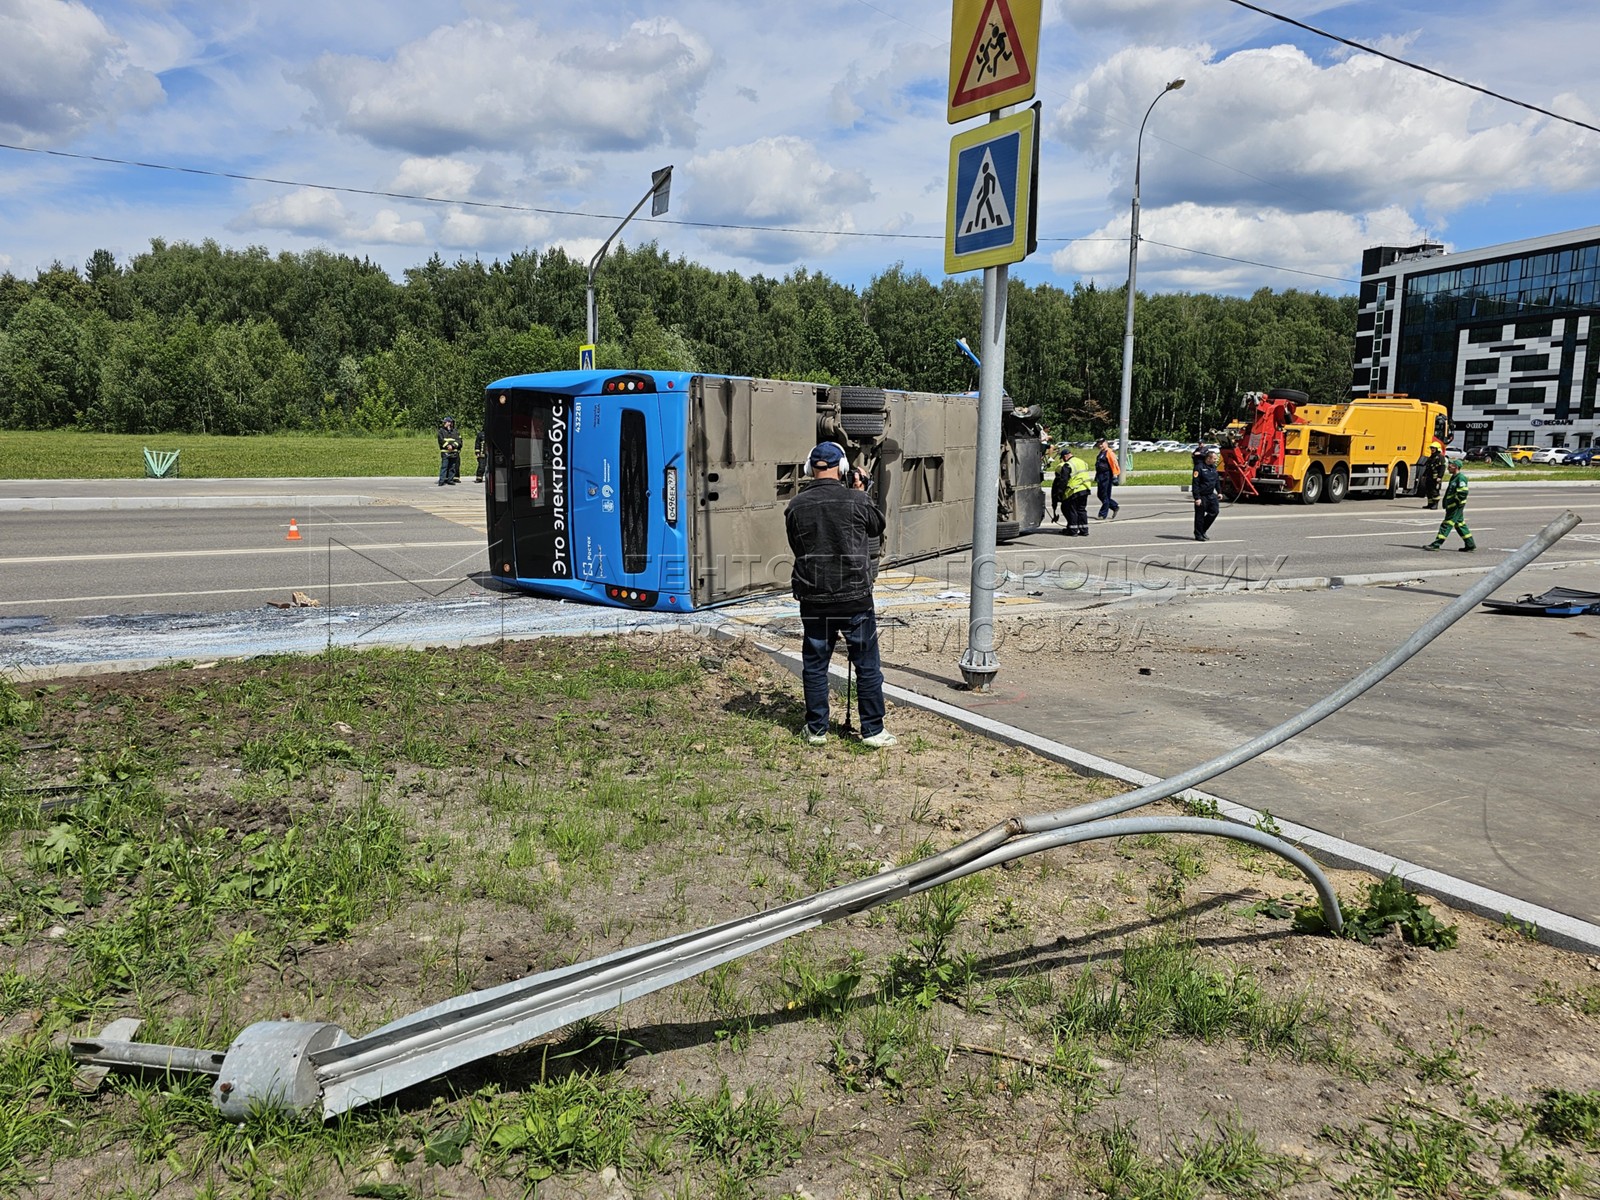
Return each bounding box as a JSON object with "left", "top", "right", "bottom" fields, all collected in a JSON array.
[{"left": 286, "top": 518, "right": 302, "bottom": 541}]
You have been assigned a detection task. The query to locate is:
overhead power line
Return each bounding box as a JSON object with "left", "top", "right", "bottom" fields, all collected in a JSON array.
[{"left": 1224, "top": 0, "right": 1600, "bottom": 136}]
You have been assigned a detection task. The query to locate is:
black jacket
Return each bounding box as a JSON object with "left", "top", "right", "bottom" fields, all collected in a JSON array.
[
  {"left": 1192, "top": 462, "right": 1221, "bottom": 500},
  {"left": 784, "top": 478, "right": 885, "bottom": 616}
]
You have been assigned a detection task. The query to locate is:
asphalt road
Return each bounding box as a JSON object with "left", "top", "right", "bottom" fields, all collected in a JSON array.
[{"left": 0, "top": 477, "right": 490, "bottom": 621}]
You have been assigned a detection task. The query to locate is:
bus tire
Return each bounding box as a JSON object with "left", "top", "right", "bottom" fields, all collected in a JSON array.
[
  {"left": 840, "top": 412, "right": 886, "bottom": 438},
  {"left": 1300, "top": 466, "right": 1324, "bottom": 505},
  {"left": 996, "top": 519, "right": 1021, "bottom": 543},
  {"left": 838, "top": 386, "right": 888, "bottom": 413},
  {"left": 1326, "top": 465, "right": 1348, "bottom": 503},
  {"left": 1002, "top": 394, "right": 1015, "bottom": 414}
]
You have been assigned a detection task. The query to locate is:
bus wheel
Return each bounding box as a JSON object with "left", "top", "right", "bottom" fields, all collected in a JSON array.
[
  {"left": 1300, "top": 466, "right": 1324, "bottom": 505},
  {"left": 1326, "top": 465, "right": 1348, "bottom": 503},
  {"left": 996, "top": 519, "right": 1021, "bottom": 543},
  {"left": 838, "top": 386, "right": 888, "bottom": 413},
  {"left": 841, "top": 411, "right": 886, "bottom": 438}
]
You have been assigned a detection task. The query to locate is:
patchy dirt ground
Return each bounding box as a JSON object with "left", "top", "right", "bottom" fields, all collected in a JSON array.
[{"left": 3, "top": 632, "right": 1599, "bottom": 1199}]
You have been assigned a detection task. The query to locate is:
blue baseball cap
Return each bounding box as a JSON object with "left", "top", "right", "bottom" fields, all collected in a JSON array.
[{"left": 809, "top": 442, "right": 845, "bottom": 469}]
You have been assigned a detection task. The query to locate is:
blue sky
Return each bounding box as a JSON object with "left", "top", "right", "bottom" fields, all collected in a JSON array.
[{"left": 1, "top": 0, "right": 1596, "bottom": 298}]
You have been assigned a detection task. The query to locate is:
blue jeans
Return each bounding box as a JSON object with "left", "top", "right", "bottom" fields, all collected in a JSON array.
[
  {"left": 801, "top": 610, "right": 885, "bottom": 738},
  {"left": 1096, "top": 479, "right": 1119, "bottom": 518},
  {"left": 438, "top": 452, "right": 459, "bottom": 483}
]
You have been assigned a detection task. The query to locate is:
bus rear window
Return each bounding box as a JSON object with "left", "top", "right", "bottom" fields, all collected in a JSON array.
[{"left": 489, "top": 389, "right": 571, "bottom": 579}]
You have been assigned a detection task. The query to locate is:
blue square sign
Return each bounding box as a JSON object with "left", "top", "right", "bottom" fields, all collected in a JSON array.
[{"left": 945, "top": 103, "right": 1039, "bottom": 274}]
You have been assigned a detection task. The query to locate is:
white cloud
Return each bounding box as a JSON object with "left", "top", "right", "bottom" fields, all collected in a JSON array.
[
  {"left": 233, "top": 188, "right": 351, "bottom": 239},
  {"left": 296, "top": 15, "right": 713, "bottom": 156},
  {"left": 391, "top": 156, "right": 488, "bottom": 200},
  {"left": 436, "top": 208, "right": 550, "bottom": 250},
  {"left": 1047, "top": 39, "right": 1600, "bottom": 287},
  {"left": 1053, "top": 202, "right": 1433, "bottom": 290},
  {"left": 686, "top": 136, "right": 874, "bottom": 265},
  {"left": 0, "top": 0, "right": 163, "bottom": 140}
]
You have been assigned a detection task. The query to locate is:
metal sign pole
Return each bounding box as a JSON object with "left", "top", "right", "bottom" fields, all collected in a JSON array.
[{"left": 960, "top": 261, "right": 1008, "bottom": 691}]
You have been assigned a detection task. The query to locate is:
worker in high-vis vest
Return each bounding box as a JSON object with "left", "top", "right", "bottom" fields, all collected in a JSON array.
[{"left": 1062, "top": 451, "right": 1093, "bottom": 536}]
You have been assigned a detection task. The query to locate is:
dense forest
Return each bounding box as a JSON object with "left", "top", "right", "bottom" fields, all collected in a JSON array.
[{"left": 0, "top": 239, "right": 1356, "bottom": 441}]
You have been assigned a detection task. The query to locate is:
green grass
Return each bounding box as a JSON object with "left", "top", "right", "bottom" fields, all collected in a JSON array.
[
  {"left": 10, "top": 433, "right": 1599, "bottom": 486},
  {"left": 0, "top": 430, "right": 447, "bottom": 479}
]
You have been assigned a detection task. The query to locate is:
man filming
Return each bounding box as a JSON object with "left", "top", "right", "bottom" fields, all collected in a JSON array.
[{"left": 784, "top": 442, "right": 895, "bottom": 749}]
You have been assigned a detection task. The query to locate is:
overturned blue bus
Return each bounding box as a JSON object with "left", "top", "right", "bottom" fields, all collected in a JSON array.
[{"left": 483, "top": 369, "right": 1043, "bottom": 612}]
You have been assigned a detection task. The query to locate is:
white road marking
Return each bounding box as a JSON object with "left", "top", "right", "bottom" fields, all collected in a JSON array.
[
  {"left": 0, "top": 540, "right": 482, "bottom": 566},
  {"left": 0, "top": 577, "right": 479, "bottom": 609}
]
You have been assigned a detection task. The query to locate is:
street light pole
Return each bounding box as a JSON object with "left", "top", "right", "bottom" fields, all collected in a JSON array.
[
  {"left": 1116, "top": 78, "right": 1184, "bottom": 478},
  {"left": 587, "top": 166, "right": 673, "bottom": 348}
]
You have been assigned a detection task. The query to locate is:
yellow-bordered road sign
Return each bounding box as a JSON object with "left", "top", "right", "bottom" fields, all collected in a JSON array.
[
  {"left": 579, "top": 344, "right": 596, "bottom": 370},
  {"left": 948, "top": 0, "right": 1041, "bottom": 123},
  {"left": 945, "top": 103, "right": 1039, "bottom": 274}
]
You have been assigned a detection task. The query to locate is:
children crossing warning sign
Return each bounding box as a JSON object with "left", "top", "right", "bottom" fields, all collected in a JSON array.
[
  {"left": 948, "top": 0, "right": 1041, "bottom": 123},
  {"left": 945, "top": 103, "right": 1039, "bottom": 274}
]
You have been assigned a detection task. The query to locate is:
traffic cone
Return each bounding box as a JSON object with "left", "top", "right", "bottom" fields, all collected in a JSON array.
[{"left": 286, "top": 518, "right": 302, "bottom": 541}]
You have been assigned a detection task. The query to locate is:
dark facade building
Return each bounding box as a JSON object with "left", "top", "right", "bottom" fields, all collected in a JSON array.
[{"left": 1353, "top": 226, "right": 1600, "bottom": 451}]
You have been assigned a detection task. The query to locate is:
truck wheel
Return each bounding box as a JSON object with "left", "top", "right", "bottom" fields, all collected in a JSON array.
[
  {"left": 1300, "top": 466, "right": 1324, "bottom": 505},
  {"left": 838, "top": 386, "right": 888, "bottom": 413},
  {"left": 996, "top": 519, "right": 1021, "bottom": 543},
  {"left": 1384, "top": 464, "right": 1405, "bottom": 499},
  {"left": 1326, "top": 465, "right": 1348, "bottom": 504},
  {"left": 1220, "top": 478, "right": 1241, "bottom": 503},
  {"left": 840, "top": 412, "right": 886, "bottom": 438},
  {"left": 1268, "top": 388, "right": 1310, "bottom": 404}
]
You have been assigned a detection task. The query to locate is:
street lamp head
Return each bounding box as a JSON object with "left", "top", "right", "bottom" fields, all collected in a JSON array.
[{"left": 1166, "top": 78, "right": 1186, "bottom": 92}]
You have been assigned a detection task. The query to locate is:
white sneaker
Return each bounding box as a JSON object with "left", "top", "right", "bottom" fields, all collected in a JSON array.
[
  {"left": 860, "top": 731, "right": 898, "bottom": 749},
  {"left": 806, "top": 731, "right": 828, "bottom": 746}
]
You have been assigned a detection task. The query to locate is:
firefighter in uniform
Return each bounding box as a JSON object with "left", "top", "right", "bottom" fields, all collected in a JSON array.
[
  {"left": 1061, "top": 450, "right": 1092, "bottom": 536},
  {"left": 1424, "top": 459, "right": 1475, "bottom": 551},
  {"left": 1422, "top": 439, "right": 1446, "bottom": 509}
]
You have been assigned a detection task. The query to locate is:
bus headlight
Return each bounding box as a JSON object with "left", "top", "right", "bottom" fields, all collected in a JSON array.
[{"left": 664, "top": 466, "right": 679, "bottom": 526}]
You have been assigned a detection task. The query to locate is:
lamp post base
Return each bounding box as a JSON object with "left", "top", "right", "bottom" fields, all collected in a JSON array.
[{"left": 959, "top": 648, "right": 999, "bottom": 692}]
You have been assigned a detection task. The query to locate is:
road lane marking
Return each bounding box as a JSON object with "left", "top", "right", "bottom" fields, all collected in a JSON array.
[
  {"left": 0, "top": 540, "right": 482, "bottom": 566},
  {"left": 0, "top": 577, "right": 482, "bottom": 609}
]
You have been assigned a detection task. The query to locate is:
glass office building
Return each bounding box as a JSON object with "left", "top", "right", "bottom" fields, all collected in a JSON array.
[{"left": 1352, "top": 226, "right": 1600, "bottom": 450}]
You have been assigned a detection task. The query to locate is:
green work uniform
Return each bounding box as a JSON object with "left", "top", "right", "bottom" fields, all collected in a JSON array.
[{"left": 1427, "top": 468, "right": 1474, "bottom": 550}]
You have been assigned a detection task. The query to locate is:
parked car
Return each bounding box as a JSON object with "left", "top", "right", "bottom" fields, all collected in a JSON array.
[
  {"left": 1558, "top": 447, "right": 1598, "bottom": 466},
  {"left": 1465, "top": 445, "right": 1506, "bottom": 462},
  {"left": 1444, "top": 445, "right": 1466, "bottom": 461},
  {"left": 1531, "top": 447, "right": 1569, "bottom": 464},
  {"left": 1508, "top": 446, "right": 1537, "bottom": 463}
]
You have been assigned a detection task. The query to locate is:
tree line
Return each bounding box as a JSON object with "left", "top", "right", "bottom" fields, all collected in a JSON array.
[{"left": 0, "top": 238, "right": 1356, "bottom": 441}]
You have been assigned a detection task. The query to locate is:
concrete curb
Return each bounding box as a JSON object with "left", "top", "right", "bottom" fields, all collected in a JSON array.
[{"left": 712, "top": 623, "right": 1600, "bottom": 955}]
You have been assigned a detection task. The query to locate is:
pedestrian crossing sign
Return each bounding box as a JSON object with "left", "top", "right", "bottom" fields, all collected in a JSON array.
[{"left": 945, "top": 103, "right": 1039, "bottom": 274}]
